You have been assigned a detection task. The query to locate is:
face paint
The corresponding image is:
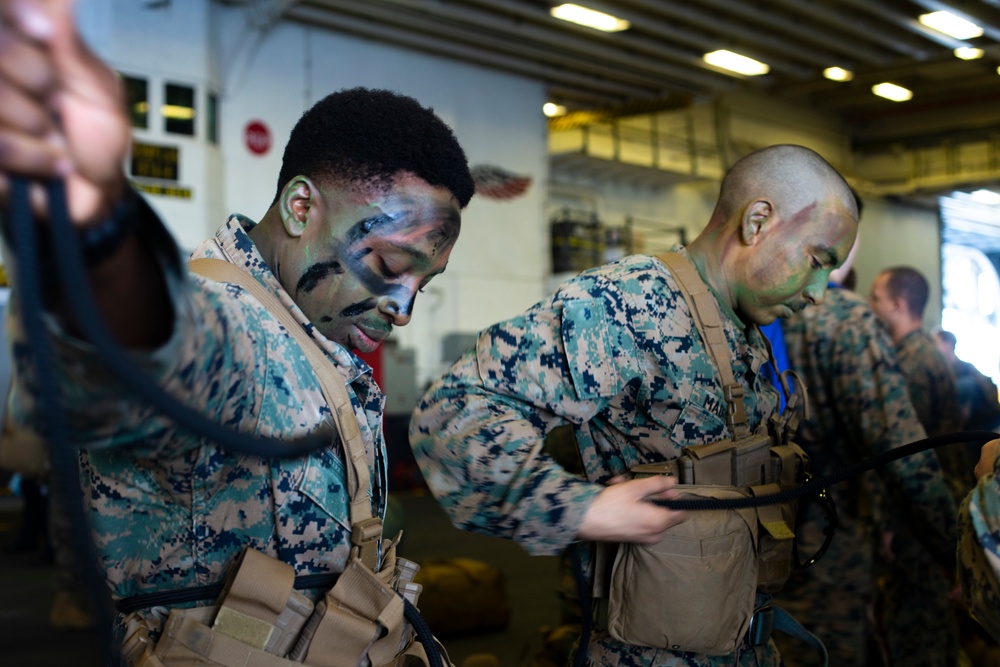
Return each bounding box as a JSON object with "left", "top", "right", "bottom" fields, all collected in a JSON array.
[
  {"left": 282, "top": 173, "right": 461, "bottom": 353},
  {"left": 295, "top": 260, "right": 345, "bottom": 295},
  {"left": 733, "top": 197, "right": 857, "bottom": 326}
]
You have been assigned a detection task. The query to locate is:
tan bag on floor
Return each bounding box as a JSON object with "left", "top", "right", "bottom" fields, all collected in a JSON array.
[{"left": 0, "top": 416, "right": 49, "bottom": 478}]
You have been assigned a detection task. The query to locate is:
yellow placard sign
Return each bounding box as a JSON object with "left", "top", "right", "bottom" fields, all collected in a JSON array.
[
  {"left": 131, "top": 141, "right": 179, "bottom": 181},
  {"left": 131, "top": 182, "right": 192, "bottom": 199}
]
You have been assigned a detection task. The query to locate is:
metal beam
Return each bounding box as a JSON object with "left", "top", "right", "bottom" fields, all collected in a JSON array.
[
  {"left": 286, "top": 3, "right": 658, "bottom": 100},
  {"left": 616, "top": 0, "right": 862, "bottom": 73},
  {"left": 663, "top": 0, "right": 893, "bottom": 66}
]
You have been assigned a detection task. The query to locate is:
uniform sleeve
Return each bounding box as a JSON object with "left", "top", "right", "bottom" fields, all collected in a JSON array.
[
  {"left": 5, "top": 202, "right": 267, "bottom": 459},
  {"left": 829, "top": 309, "right": 958, "bottom": 564},
  {"left": 410, "top": 276, "right": 642, "bottom": 556},
  {"left": 958, "top": 451, "right": 1000, "bottom": 641}
]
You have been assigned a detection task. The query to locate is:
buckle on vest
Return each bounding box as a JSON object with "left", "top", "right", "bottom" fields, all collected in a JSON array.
[
  {"left": 351, "top": 517, "right": 383, "bottom": 570},
  {"left": 747, "top": 605, "right": 774, "bottom": 646}
]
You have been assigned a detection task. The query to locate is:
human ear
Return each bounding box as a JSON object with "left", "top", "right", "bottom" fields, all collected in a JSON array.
[
  {"left": 279, "top": 176, "right": 317, "bottom": 238},
  {"left": 740, "top": 200, "right": 773, "bottom": 245}
]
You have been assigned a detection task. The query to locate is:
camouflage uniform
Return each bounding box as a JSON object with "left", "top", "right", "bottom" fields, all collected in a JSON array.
[
  {"left": 896, "top": 330, "right": 965, "bottom": 496},
  {"left": 411, "top": 251, "right": 784, "bottom": 667},
  {"left": 878, "top": 329, "right": 963, "bottom": 667},
  {"left": 773, "top": 288, "right": 957, "bottom": 666},
  {"left": 958, "top": 449, "right": 1000, "bottom": 642},
  {"left": 8, "top": 212, "right": 387, "bottom": 648}
]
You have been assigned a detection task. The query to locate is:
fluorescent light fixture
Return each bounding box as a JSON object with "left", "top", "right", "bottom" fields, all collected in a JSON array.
[
  {"left": 703, "top": 50, "right": 770, "bottom": 76},
  {"left": 543, "top": 102, "right": 568, "bottom": 117},
  {"left": 872, "top": 82, "right": 912, "bottom": 102},
  {"left": 970, "top": 189, "right": 1000, "bottom": 205},
  {"left": 550, "top": 4, "right": 630, "bottom": 32},
  {"left": 823, "top": 67, "right": 854, "bottom": 82},
  {"left": 918, "top": 11, "right": 983, "bottom": 40},
  {"left": 954, "top": 46, "right": 984, "bottom": 60}
]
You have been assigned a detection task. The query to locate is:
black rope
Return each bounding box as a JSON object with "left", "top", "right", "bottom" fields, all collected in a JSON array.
[
  {"left": 404, "top": 597, "right": 444, "bottom": 667},
  {"left": 652, "top": 430, "right": 998, "bottom": 511},
  {"left": 9, "top": 177, "right": 116, "bottom": 658},
  {"left": 7, "top": 179, "right": 443, "bottom": 665},
  {"left": 115, "top": 572, "right": 341, "bottom": 615},
  {"left": 37, "top": 179, "right": 331, "bottom": 459}
]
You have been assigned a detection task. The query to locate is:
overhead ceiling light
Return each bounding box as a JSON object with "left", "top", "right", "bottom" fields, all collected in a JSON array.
[
  {"left": 970, "top": 189, "right": 1000, "bottom": 205},
  {"left": 703, "top": 50, "right": 770, "bottom": 76},
  {"left": 543, "top": 102, "right": 567, "bottom": 117},
  {"left": 550, "top": 4, "right": 630, "bottom": 32},
  {"left": 918, "top": 11, "right": 983, "bottom": 40},
  {"left": 954, "top": 46, "right": 985, "bottom": 60},
  {"left": 872, "top": 82, "right": 913, "bottom": 102},
  {"left": 823, "top": 67, "right": 854, "bottom": 82}
]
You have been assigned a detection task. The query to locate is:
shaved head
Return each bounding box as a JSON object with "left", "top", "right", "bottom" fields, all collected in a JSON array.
[
  {"left": 687, "top": 143, "right": 859, "bottom": 327},
  {"left": 714, "top": 145, "right": 858, "bottom": 226}
]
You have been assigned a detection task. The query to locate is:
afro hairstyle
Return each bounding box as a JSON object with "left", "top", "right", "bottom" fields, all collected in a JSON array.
[{"left": 274, "top": 87, "right": 474, "bottom": 208}]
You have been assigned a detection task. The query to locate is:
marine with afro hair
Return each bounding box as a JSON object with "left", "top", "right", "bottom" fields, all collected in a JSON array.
[{"left": 0, "top": 6, "right": 478, "bottom": 662}]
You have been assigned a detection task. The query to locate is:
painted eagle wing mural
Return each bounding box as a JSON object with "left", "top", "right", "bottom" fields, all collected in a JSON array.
[{"left": 471, "top": 164, "right": 533, "bottom": 201}]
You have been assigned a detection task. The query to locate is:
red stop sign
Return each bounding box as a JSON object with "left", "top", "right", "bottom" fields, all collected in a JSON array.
[{"left": 244, "top": 120, "right": 271, "bottom": 155}]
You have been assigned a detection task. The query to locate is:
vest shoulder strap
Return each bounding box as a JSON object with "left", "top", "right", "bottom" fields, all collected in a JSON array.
[
  {"left": 188, "top": 257, "right": 381, "bottom": 569},
  {"left": 657, "top": 252, "right": 749, "bottom": 438}
]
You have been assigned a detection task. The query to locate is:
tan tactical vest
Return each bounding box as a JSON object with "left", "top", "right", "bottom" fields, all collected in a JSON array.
[
  {"left": 120, "top": 258, "right": 448, "bottom": 667},
  {"left": 594, "top": 252, "right": 811, "bottom": 655}
]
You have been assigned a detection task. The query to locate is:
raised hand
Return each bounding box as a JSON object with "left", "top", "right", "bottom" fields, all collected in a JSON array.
[{"left": 0, "top": 0, "right": 130, "bottom": 224}]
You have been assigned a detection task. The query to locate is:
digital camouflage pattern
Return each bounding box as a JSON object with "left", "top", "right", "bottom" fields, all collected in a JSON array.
[
  {"left": 879, "top": 328, "right": 962, "bottom": 667},
  {"left": 411, "top": 251, "right": 784, "bottom": 667},
  {"left": 958, "top": 449, "right": 1000, "bottom": 642},
  {"left": 895, "top": 329, "right": 963, "bottom": 440},
  {"left": 7, "top": 214, "right": 387, "bottom": 640},
  {"left": 774, "top": 287, "right": 957, "bottom": 666}
]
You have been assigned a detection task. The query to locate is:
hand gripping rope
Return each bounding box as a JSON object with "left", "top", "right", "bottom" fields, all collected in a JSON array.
[
  {"left": 5, "top": 178, "right": 442, "bottom": 667},
  {"left": 7, "top": 178, "right": 997, "bottom": 666}
]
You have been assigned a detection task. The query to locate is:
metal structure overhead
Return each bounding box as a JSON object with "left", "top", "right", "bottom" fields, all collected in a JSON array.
[{"left": 282, "top": 0, "right": 1000, "bottom": 152}]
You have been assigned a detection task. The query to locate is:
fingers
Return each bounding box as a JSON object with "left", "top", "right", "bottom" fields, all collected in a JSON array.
[
  {"left": 0, "top": 0, "right": 69, "bottom": 179},
  {"left": 577, "top": 476, "right": 687, "bottom": 543},
  {"left": 974, "top": 439, "right": 1000, "bottom": 481},
  {"left": 0, "top": 0, "right": 128, "bottom": 222}
]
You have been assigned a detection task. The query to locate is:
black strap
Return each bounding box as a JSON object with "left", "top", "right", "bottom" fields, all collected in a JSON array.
[
  {"left": 652, "top": 430, "right": 998, "bottom": 511},
  {"left": 115, "top": 571, "right": 341, "bottom": 614}
]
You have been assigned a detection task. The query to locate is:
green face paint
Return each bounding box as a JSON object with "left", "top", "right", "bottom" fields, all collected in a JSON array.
[{"left": 733, "top": 198, "right": 858, "bottom": 326}]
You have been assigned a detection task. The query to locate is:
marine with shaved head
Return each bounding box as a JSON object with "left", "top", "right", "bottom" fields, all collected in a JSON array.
[
  {"left": 0, "top": 1, "right": 474, "bottom": 664},
  {"left": 411, "top": 144, "right": 858, "bottom": 667}
]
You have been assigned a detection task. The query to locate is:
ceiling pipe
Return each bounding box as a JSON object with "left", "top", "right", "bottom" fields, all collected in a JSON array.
[
  {"left": 614, "top": 0, "right": 854, "bottom": 74},
  {"left": 452, "top": 0, "right": 744, "bottom": 88},
  {"left": 356, "top": 0, "right": 725, "bottom": 91},
  {"left": 909, "top": 0, "right": 1000, "bottom": 44},
  {"left": 669, "top": 0, "right": 892, "bottom": 66},
  {"left": 285, "top": 4, "right": 659, "bottom": 100},
  {"left": 768, "top": 0, "right": 936, "bottom": 59},
  {"left": 837, "top": 0, "right": 967, "bottom": 51}
]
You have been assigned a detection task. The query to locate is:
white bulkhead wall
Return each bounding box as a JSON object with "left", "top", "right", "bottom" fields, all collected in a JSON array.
[{"left": 76, "top": 0, "right": 549, "bottom": 385}]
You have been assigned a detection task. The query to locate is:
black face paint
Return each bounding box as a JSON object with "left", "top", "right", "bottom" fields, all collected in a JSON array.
[
  {"left": 348, "top": 214, "right": 395, "bottom": 245},
  {"left": 339, "top": 299, "right": 377, "bottom": 318},
  {"left": 296, "top": 260, "right": 345, "bottom": 295}
]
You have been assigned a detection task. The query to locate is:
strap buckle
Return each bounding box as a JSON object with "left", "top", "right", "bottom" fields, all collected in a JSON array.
[
  {"left": 746, "top": 605, "right": 774, "bottom": 646},
  {"left": 351, "top": 516, "right": 383, "bottom": 570}
]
